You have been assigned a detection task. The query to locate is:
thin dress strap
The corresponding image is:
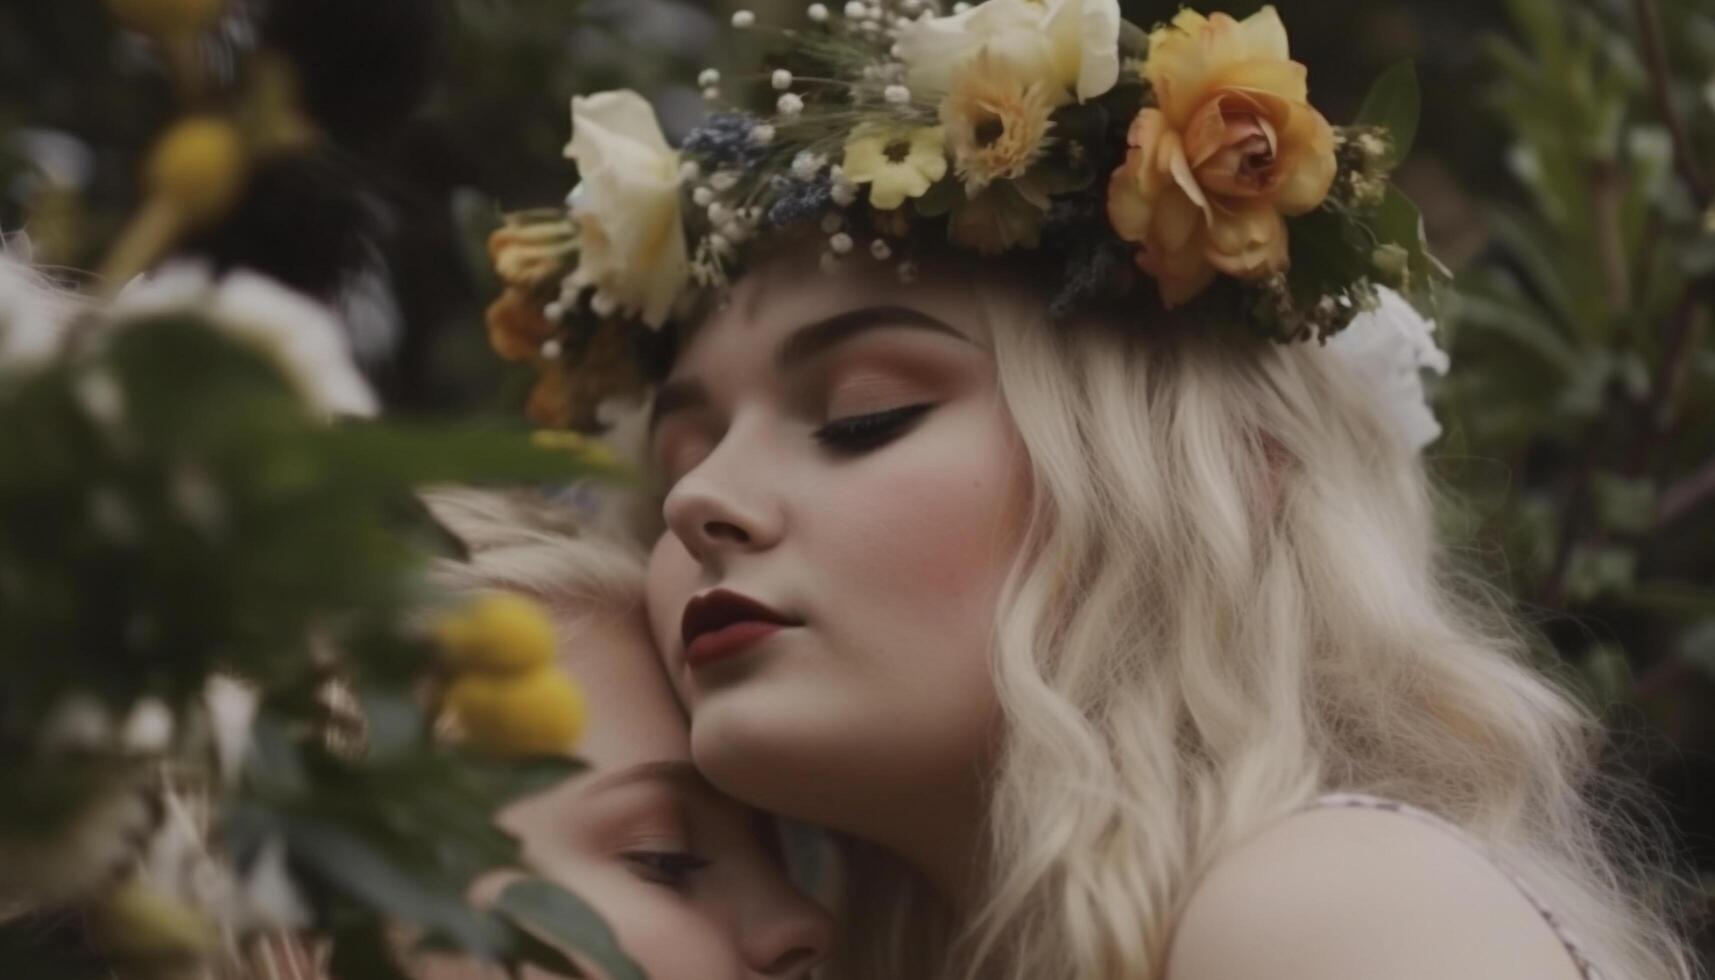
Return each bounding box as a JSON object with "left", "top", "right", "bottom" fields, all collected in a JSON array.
[{"left": 1308, "top": 792, "right": 1607, "bottom": 980}]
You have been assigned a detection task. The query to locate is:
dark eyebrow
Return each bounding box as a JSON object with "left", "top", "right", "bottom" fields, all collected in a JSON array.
[{"left": 648, "top": 305, "right": 967, "bottom": 439}]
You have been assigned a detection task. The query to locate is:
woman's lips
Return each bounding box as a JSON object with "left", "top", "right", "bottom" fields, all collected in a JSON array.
[{"left": 684, "top": 620, "right": 787, "bottom": 668}]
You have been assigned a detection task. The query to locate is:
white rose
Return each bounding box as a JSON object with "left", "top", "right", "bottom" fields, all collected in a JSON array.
[
  {"left": 113, "top": 262, "right": 379, "bottom": 420},
  {"left": 894, "top": 0, "right": 1122, "bottom": 105},
  {"left": 1329, "top": 288, "right": 1451, "bottom": 454},
  {"left": 562, "top": 91, "right": 691, "bottom": 330}
]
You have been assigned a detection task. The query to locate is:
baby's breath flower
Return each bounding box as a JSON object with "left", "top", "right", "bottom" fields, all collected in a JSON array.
[
  {"left": 679, "top": 160, "right": 702, "bottom": 181},
  {"left": 791, "top": 150, "right": 827, "bottom": 180},
  {"left": 777, "top": 93, "right": 805, "bottom": 117},
  {"left": 692, "top": 186, "right": 715, "bottom": 207},
  {"left": 830, "top": 178, "right": 858, "bottom": 207},
  {"left": 772, "top": 69, "right": 794, "bottom": 90},
  {"left": 870, "top": 239, "right": 893, "bottom": 260},
  {"left": 731, "top": 9, "right": 756, "bottom": 28},
  {"left": 829, "top": 232, "right": 854, "bottom": 254},
  {"left": 751, "top": 123, "right": 776, "bottom": 146},
  {"left": 844, "top": 1, "right": 865, "bottom": 17},
  {"left": 710, "top": 170, "right": 741, "bottom": 191},
  {"left": 590, "top": 291, "right": 618, "bottom": 317},
  {"left": 808, "top": 2, "right": 829, "bottom": 22},
  {"left": 707, "top": 202, "right": 731, "bottom": 224},
  {"left": 541, "top": 338, "right": 563, "bottom": 359},
  {"left": 698, "top": 68, "right": 721, "bottom": 87},
  {"left": 884, "top": 84, "right": 911, "bottom": 105},
  {"left": 703, "top": 86, "right": 721, "bottom": 101}
]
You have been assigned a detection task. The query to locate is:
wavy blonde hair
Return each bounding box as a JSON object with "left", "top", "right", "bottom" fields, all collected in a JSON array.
[{"left": 821, "top": 276, "right": 1700, "bottom": 980}]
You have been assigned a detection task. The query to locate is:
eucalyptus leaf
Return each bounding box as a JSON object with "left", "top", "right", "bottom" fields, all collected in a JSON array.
[
  {"left": 496, "top": 878, "right": 645, "bottom": 980},
  {"left": 286, "top": 818, "right": 499, "bottom": 958},
  {"left": 1354, "top": 61, "right": 1421, "bottom": 167}
]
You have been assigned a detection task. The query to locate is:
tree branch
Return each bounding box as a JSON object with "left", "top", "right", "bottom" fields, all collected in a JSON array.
[
  {"left": 1633, "top": 0, "right": 1712, "bottom": 209},
  {"left": 1658, "top": 454, "right": 1715, "bottom": 528}
]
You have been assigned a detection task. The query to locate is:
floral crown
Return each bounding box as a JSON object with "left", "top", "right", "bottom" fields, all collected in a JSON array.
[{"left": 486, "top": 1, "right": 1447, "bottom": 431}]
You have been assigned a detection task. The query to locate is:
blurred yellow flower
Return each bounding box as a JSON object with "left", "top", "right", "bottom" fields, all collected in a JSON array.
[
  {"left": 1106, "top": 6, "right": 1337, "bottom": 307},
  {"left": 145, "top": 116, "right": 249, "bottom": 228},
  {"left": 435, "top": 593, "right": 558, "bottom": 676},
  {"left": 941, "top": 50, "right": 1055, "bottom": 195},
  {"left": 107, "top": 0, "right": 224, "bottom": 37},
  {"left": 488, "top": 215, "right": 577, "bottom": 290},
  {"left": 841, "top": 125, "right": 948, "bottom": 211},
  {"left": 485, "top": 288, "right": 557, "bottom": 362},
  {"left": 90, "top": 878, "right": 217, "bottom": 960},
  {"left": 445, "top": 667, "right": 586, "bottom": 758}
]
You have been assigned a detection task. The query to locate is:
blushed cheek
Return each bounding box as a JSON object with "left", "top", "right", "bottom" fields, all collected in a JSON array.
[{"left": 834, "top": 408, "right": 1028, "bottom": 656}]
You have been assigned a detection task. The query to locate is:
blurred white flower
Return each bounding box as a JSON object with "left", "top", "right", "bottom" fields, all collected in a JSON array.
[
  {"left": 114, "top": 262, "right": 378, "bottom": 419},
  {"left": 204, "top": 674, "right": 258, "bottom": 781},
  {"left": 894, "top": 0, "right": 1121, "bottom": 104},
  {"left": 120, "top": 697, "right": 174, "bottom": 754},
  {"left": 240, "top": 836, "right": 310, "bottom": 930},
  {"left": 1329, "top": 287, "right": 1450, "bottom": 454},
  {"left": 0, "top": 250, "right": 80, "bottom": 369}
]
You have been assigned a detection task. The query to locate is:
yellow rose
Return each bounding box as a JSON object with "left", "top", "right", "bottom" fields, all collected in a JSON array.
[
  {"left": 562, "top": 91, "right": 690, "bottom": 329},
  {"left": 1105, "top": 6, "right": 1337, "bottom": 307},
  {"left": 895, "top": 0, "right": 1122, "bottom": 105}
]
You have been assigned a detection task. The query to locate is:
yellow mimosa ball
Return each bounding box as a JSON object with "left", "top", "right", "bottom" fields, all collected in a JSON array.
[
  {"left": 445, "top": 667, "right": 586, "bottom": 758},
  {"left": 107, "top": 0, "right": 225, "bottom": 37},
  {"left": 435, "top": 593, "right": 559, "bottom": 675},
  {"left": 90, "top": 878, "right": 217, "bottom": 960},
  {"left": 144, "top": 116, "right": 249, "bottom": 227}
]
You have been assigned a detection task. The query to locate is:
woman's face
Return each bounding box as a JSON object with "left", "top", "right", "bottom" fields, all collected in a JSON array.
[
  {"left": 475, "top": 604, "right": 833, "bottom": 980},
  {"left": 643, "top": 255, "right": 1030, "bottom": 866}
]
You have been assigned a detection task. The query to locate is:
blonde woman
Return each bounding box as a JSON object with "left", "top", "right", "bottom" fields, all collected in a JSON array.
[
  {"left": 632, "top": 247, "right": 1699, "bottom": 980},
  {"left": 483, "top": 4, "right": 1704, "bottom": 978},
  {"left": 420, "top": 490, "right": 832, "bottom": 979}
]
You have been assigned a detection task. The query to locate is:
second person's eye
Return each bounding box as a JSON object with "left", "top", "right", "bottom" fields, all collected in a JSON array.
[
  {"left": 813, "top": 403, "right": 934, "bottom": 452},
  {"left": 622, "top": 850, "right": 713, "bottom": 890}
]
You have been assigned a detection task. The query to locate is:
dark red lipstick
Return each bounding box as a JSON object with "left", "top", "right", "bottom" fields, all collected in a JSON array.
[{"left": 681, "top": 589, "right": 799, "bottom": 668}]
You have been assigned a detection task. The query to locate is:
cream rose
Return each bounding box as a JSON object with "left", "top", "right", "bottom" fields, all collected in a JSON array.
[
  {"left": 562, "top": 91, "right": 690, "bottom": 329},
  {"left": 894, "top": 0, "right": 1122, "bottom": 105},
  {"left": 1105, "top": 7, "right": 1337, "bottom": 307}
]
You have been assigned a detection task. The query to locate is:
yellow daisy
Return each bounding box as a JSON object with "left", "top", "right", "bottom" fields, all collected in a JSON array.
[
  {"left": 841, "top": 124, "right": 949, "bottom": 210},
  {"left": 941, "top": 49, "right": 1056, "bottom": 195}
]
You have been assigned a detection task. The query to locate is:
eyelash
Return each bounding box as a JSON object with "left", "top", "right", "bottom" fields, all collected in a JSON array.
[
  {"left": 812, "top": 403, "right": 934, "bottom": 452},
  {"left": 622, "top": 850, "right": 713, "bottom": 890}
]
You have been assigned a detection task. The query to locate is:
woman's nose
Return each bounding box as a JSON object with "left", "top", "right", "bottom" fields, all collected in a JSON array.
[
  {"left": 661, "top": 432, "right": 784, "bottom": 565},
  {"left": 742, "top": 891, "right": 834, "bottom": 978}
]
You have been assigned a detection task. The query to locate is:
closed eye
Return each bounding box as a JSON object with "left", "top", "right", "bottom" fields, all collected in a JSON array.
[
  {"left": 812, "top": 403, "right": 934, "bottom": 452},
  {"left": 622, "top": 850, "right": 713, "bottom": 890}
]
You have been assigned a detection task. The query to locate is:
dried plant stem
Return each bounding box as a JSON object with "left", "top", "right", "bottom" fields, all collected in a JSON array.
[{"left": 1632, "top": 0, "right": 1711, "bottom": 209}]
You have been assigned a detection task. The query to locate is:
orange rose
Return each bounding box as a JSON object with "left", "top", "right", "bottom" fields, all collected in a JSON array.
[{"left": 1106, "top": 6, "right": 1337, "bottom": 307}]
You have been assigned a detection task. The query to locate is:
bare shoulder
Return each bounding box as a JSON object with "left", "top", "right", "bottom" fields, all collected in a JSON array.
[{"left": 1164, "top": 804, "right": 1588, "bottom": 980}]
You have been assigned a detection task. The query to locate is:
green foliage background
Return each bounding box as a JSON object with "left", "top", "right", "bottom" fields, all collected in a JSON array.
[{"left": 2, "top": 0, "right": 1713, "bottom": 968}]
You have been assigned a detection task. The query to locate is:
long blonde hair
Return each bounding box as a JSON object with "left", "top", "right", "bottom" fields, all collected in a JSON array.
[{"left": 828, "top": 277, "right": 1699, "bottom": 980}]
